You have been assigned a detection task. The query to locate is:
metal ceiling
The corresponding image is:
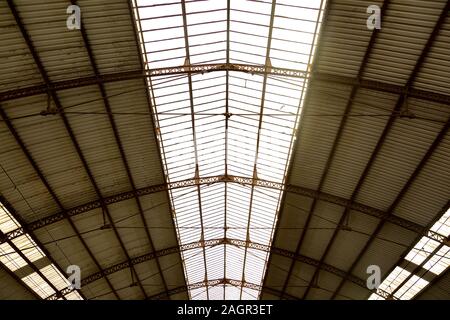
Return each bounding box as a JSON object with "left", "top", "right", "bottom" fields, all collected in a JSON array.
[{"left": 0, "top": 0, "right": 449, "bottom": 300}]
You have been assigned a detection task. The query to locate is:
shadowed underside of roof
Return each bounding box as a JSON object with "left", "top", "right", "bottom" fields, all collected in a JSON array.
[{"left": 0, "top": 0, "right": 449, "bottom": 300}]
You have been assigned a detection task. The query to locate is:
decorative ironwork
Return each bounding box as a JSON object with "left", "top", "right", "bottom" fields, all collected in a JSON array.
[
  {"left": 4, "top": 175, "right": 446, "bottom": 245},
  {"left": 46, "top": 237, "right": 377, "bottom": 300}
]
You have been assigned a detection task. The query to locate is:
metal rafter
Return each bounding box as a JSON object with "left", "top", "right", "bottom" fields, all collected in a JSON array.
[
  {"left": 3, "top": 174, "right": 446, "bottom": 245},
  {"left": 239, "top": 0, "right": 277, "bottom": 300},
  {"left": 2, "top": 66, "right": 450, "bottom": 106},
  {"left": 1, "top": 106, "right": 94, "bottom": 300},
  {"left": 46, "top": 237, "right": 382, "bottom": 300},
  {"left": 282, "top": 0, "right": 391, "bottom": 299},
  {"left": 70, "top": 0, "right": 171, "bottom": 299},
  {"left": 330, "top": 2, "right": 450, "bottom": 299},
  {"left": 0, "top": 261, "right": 40, "bottom": 299},
  {"left": 223, "top": 0, "right": 231, "bottom": 301},
  {"left": 6, "top": 0, "right": 140, "bottom": 300},
  {"left": 260, "top": 0, "right": 330, "bottom": 297},
  {"left": 129, "top": 0, "right": 189, "bottom": 299},
  {"left": 387, "top": 209, "right": 449, "bottom": 299},
  {"left": 262, "top": 0, "right": 331, "bottom": 299},
  {"left": 0, "top": 198, "right": 68, "bottom": 300},
  {"left": 0, "top": 103, "right": 109, "bottom": 299},
  {"left": 180, "top": 0, "right": 210, "bottom": 300},
  {"left": 384, "top": 201, "right": 450, "bottom": 300},
  {"left": 414, "top": 263, "right": 450, "bottom": 300},
  {"left": 146, "top": 278, "right": 299, "bottom": 300},
  {"left": 4, "top": 0, "right": 118, "bottom": 300}
]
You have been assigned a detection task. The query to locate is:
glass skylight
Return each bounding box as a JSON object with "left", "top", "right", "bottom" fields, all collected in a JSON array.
[
  {"left": 369, "top": 208, "right": 450, "bottom": 300},
  {"left": 133, "top": 0, "right": 326, "bottom": 300},
  {"left": 0, "top": 201, "right": 83, "bottom": 300}
]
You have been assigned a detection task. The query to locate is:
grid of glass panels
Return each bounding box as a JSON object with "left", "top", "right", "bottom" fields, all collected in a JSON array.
[
  {"left": 0, "top": 202, "right": 83, "bottom": 300},
  {"left": 370, "top": 208, "right": 450, "bottom": 300},
  {"left": 134, "top": 0, "right": 326, "bottom": 299}
]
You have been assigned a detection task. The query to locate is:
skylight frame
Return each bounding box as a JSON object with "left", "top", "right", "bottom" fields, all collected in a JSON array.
[
  {"left": 0, "top": 200, "right": 83, "bottom": 300},
  {"left": 133, "top": 0, "right": 327, "bottom": 300},
  {"left": 369, "top": 208, "right": 450, "bottom": 300}
]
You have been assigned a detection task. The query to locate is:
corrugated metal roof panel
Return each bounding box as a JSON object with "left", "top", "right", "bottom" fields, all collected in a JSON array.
[
  {"left": 289, "top": 81, "right": 352, "bottom": 189},
  {"left": 134, "top": 260, "right": 168, "bottom": 296},
  {"left": 337, "top": 281, "right": 370, "bottom": 300},
  {"left": 417, "top": 270, "right": 450, "bottom": 300},
  {"left": 355, "top": 109, "right": 446, "bottom": 212},
  {"left": 363, "top": 0, "right": 447, "bottom": 85},
  {"left": 0, "top": 265, "right": 36, "bottom": 299},
  {"left": 0, "top": 132, "right": 59, "bottom": 222},
  {"left": 283, "top": 261, "right": 315, "bottom": 298},
  {"left": 414, "top": 20, "right": 450, "bottom": 95},
  {"left": 82, "top": 278, "right": 115, "bottom": 300},
  {"left": 79, "top": 0, "right": 142, "bottom": 74},
  {"left": 307, "top": 270, "right": 342, "bottom": 300},
  {"left": 262, "top": 254, "right": 291, "bottom": 289},
  {"left": 59, "top": 87, "right": 131, "bottom": 198},
  {"left": 11, "top": 0, "right": 93, "bottom": 83},
  {"left": 0, "top": 95, "right": 99, "bottom": 207},
  {"left": 272, "top": 193, "right": 313, "bottom": 252},
  {"left": 33, "top": 218, "right": 98, "bottom": 276},
  {"left": 107, "top": 198, "right": 152, "bottom": 258},
  {"left": 1, "top": 93, "right": 95, "bottom": 219},
  {"left": 104, "top": 79, "right": 165, "bottom": 187},
  {"left": 394, "top": 113, "right": 449, "bottom": 226},
  {"left": 71, "top": 208, "right": 126, "bottom": 270},
  {"left": 140, "top": 193, "right": 180, "bottom": 251},
  {"left": 315, "top": 0, "right": 383, "bottom": 78},
  {"left": 107, "top": 267, "right": 144, "bottom": 299},
  {"left": 0, "top": 1, "right": 42, "bottom": 91},
  {"left": 352, "top": 223, "right": 417, "bottom": 281},
  {"left": 324, "top": 209, "right": 379, "bottom": 271},
  {"left": 296, "top": 202, "right": 344, "bottom": 261},
  {"left": 159, "top": 252, "right": 187, "bottom": 293},
  {"left": 321, "top": 88, "right": 397, "bottom": 199}
]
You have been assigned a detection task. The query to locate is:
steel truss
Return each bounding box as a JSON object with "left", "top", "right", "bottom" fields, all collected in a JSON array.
[
  {"left": 46, "top": 237, "right": 391, "bottom": 300},
  {"left": 3, "top": 175, "right": 446, "bottom": 245},
  {"left": 147, "top": 278, "right": 299, "bottom": 300},
  {"left": 1, "top": 64, "right": 449, "bottom": 105}
]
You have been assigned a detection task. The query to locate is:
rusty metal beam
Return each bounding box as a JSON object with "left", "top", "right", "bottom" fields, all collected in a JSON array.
[
  {"left": 3, "top": 175, "right": 446, "bottom": 245},
  {"left": 128, "top": 0, "right": 188, "bottom": 299},
  {"left": 2, "top": 66, "right": 449, "bottom": 106},
  {"left": 262, "top": 0, "right": 380, "bottom": 298},
  {"left": 260, "top": 0, "right": 332, "bottom": 296},
  {"left": 5, "top": 0, "right": 120, "bottom": 300},
  {"left": 330, "top": 2, "right": 450, "bottom": 299},
  {"left": 71, "top": 0, "right": 169, "bottom": 299},
  {"left": 46, "top": 237, "right": 379, "bottom": 300},
  {"left": 0, "top": 103, "right": 101, "bottom": 300},
  {"left": 239, "top": 0, "right": 278, "bottom": 300},
  {"left": 179, "top": 0, "right": 210, "bottom": 300},
  {"left": 223, "top": 0, "right": 231, "bottom": 300}
]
